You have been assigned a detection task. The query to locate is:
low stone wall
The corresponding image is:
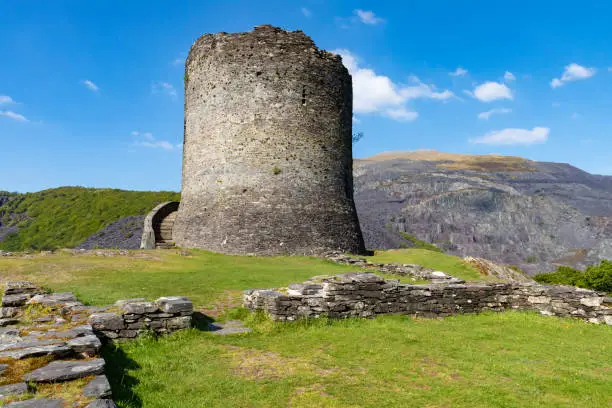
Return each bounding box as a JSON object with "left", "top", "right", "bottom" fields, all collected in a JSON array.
[
  {"left": 244, "top": 273, "right": 612, "bottom": 325},
  {"left": 89, "top": 297, "right": 193, "bottom": 340},
  {"left": 0, "top": 281, "right": 194, "bottom": 407}
]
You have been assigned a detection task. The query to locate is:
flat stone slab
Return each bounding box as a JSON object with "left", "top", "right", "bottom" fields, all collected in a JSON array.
[
  {"left": 27, "top": 293, "right": 78, "bottom": 306},
  {"left": 156, "top": 297, "right": 193, "bottom": 314},
  {"left": 2, "top": 294, "right": 31, "bottom": 307},
  {"left": 6, "top": 399, "right": 65, "bottom": 408},
  {"left": 83, "top": 375, "right": 112, "bottom": 398},
  {"left": 85, "top": 400, "right": 118, "bottom": 408},
  {"left": 0, "top": 344, "right": 72, "bottom": 360},
  {"left": 23, "top": 358, "right": 105, "bottom": 383},
  {"left": 0, "top": 382, "right": 28, "bottom": 398},
  {"left": 208, "top": 320, "right": 252, "bottom": 336},
  {"left": 0, "top": 318, "right": 19, "bottom": 327},
  {"left": 89, "top": 313, "right": 125, "bottom": 331},
  {"left": 0, "top": 339, "right": 65, "bottom": 352},
  {"left": 67, "top": 335, "right": 101, "bottom": 355},
  {"left": 4, "top": 282, "right": 40, "bottom": 296}
]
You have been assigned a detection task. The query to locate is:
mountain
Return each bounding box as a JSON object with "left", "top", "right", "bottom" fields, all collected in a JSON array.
[{"left": 354, "top": 150, "right": 612, "bottom": 274}]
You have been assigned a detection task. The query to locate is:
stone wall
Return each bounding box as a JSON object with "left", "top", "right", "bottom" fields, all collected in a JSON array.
[
  {"left": 89, "top": 296, "right": 193, "bottom": 340},
  {"left": 244, "top": 273, "right": 612, "bottom": 325},
  {"left": 140, "top": 201, "right": 179, "bottom": 249},
  {"left": 0, "top": 282, "right": 194, "bottom": 407},
  {"left": 174, "top": 24, "right": 365, "bottom": 256}
]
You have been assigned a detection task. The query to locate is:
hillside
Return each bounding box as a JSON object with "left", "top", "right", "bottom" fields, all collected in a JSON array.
[
  {"left": 0, "top": 187, "right": 180, "bottom": 251},
  {"left": 354, "top": 150, "right": 612, "bottom": 274}
]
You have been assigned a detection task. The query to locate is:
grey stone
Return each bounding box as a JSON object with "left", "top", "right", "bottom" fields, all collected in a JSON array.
[
  {"left": 67, "top": 335, "right": 102, "bottom": 354},
  {"left": 156, "top": 297, "right": 193, "bottom": 314},
  {"left": 27, "top": 293, "right": 78, "bottom": 306},
  {"left": 83, "top": 375, "right": 112, "bottom": 398},
  {"left": 23, "top": 358, "right": 105, "bottom": 382},
  {"left": 164, "top": 316, "right": 192, "bottom": 330},
  {"left": 4, "top": 282, "right": 40, "bottom": 296},
  {"left": 0, "top": 318, "right": 19, "bottom": 327},
  {"left": 208, "top": 320, "right": 252, "bottom": 336},
  {"left": 5, "top": 399, "right": 64, "bottom": 408},
  {"left": 0, "top": 344, "right": 71, "bottom": 360},
  {"left": 121, "top": 301, "right": 158, "bottom": 314},
  {"left": 114, "top": 298, "right": 146, "bottom": 307},
  {"left": 0, "top": 307, "right": 18, "bottom": 318},
  {"left": 0, "top": 363, "right": 8, "bottom": 375},
  {"left": 85, "top": 400, "right": 118, "bottom": 408},
  {"left": 2, "top": 294, "right": 30, "bottom": 307},
  {"left": 0, "top": 339, "right": 64, "bottom": 352},
  {"left": 89, "top": 313, "right": 124, "bottom": 331},
  {"left": 0, "top": 382, "right": 28, "bottom": 398}
]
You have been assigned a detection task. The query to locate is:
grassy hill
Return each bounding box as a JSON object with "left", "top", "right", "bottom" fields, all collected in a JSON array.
[
  {"left": 0, "top": 187, "right": 180, "bottom": 251},
  {"left": 0, "top": 250, "right": 609, "bottom": 407}
]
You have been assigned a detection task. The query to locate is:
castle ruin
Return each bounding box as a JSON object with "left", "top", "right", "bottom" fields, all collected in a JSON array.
[{"left": 171, "top": 25, "right": 366, "bottom": 255}]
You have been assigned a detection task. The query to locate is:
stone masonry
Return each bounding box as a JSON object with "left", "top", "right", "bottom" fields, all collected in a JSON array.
[
  {"left": 0, "top": 282, "right": 194, "bottom": 406},
  {"left": 173, "top": 25, "right": 366, "bottom": 256},
  {"left": 244, "top": 273, "right": 612, "bottom": 324}
]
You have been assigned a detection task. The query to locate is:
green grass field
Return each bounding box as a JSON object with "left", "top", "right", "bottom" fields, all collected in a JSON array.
[{"left": 0, "top": 250, "right": 610, "bottom": 408}]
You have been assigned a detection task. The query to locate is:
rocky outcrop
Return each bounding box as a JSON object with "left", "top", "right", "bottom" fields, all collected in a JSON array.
[
  {"left": 353, "top": 152, "right": 612, "bottom": 274},
  {"left": 77, "top": 215, "right": 145, "bottom": 250},
  {"left": 244, "top": 272, "right": 612, "bottom": 324},
  {"left": 0, "top": 282, "right": 193, "bottom": 406}
]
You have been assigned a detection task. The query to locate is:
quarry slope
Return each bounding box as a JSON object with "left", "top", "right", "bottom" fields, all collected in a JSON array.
[{"left": 354, "top": 150, "right": 612, "bottom": 274}]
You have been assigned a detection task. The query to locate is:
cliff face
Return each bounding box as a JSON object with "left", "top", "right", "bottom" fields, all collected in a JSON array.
[{"left": 354, "top": 152, "right": 612, "bottom": 274}]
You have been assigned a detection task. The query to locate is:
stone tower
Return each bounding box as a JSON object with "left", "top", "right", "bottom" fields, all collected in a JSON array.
[{"left": 173, "top": 25, "right": 366, "bottom": 255}]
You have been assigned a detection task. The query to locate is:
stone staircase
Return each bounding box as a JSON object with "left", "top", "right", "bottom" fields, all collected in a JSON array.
[{"left": 154, "top": 210, "right": 177, "bottom": 249}]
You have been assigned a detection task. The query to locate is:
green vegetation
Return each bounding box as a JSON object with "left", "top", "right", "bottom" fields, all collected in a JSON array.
[
  {"left": 0, "top": 251, "right": 610, "bottom": 407},
  {"left": 102, "top": 312, "right": 611, "bottom": 408},
  {"left": 272, "top": 166, "right": 281, "bottom": 175},
  {"left": 535, "top": 261, "right": 612, "bottom": 292},
  {"left": 399, "top": 232, "right": 443, "bottom": 253},
  {"left": 0, "top": 187, "right": 180, "bottom": 251},
  {"left": 365, "top": 248, "right": 488, "bottom": 282}
]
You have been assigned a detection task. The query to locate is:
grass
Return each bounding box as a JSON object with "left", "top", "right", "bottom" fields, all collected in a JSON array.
[
  {"left": 104, "top": 312, "right": 611, "bottom": 408},
  {"left": 365, "top": 248, "right": 488, "bottom": 282},
  {"left": 1, "top": 251, "right": 609, "bottom": 407},
  {"left": 0, "top": 186, "right": 180, "bottom": 251},
  {"left": 399, "top": 232, "right": 443, "bottom": 253}
]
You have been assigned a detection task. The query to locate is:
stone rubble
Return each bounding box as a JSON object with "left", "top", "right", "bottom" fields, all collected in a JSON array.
[
  {"left": 244, "top": 272, "right": 612, "bottom": 325},
  {"left": 0, "top": 281, "right": 194, "bottom": 406},
  {"left": 324, "top": 252, "right": 465, "bottom": 283}
]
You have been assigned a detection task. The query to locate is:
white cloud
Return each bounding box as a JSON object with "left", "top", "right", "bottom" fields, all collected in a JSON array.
[
  {"left": 551, "top": 102, "right": 561, "bottom": 107},
  {"left": 571, "top": 112, "right": 580, "bottom": 119},
  {"left": 550, "top": 63, "right": 596, "bottom": 88},
  {"left": 470, "top": 81, "right": 513, "bottom": 102},
  {"left": 301, "top": 7, "right": 311, "bottom": 17},
  {"left": 472, "top": 127, "right": 549, "bottom": 145},
  {"left": 82, "top": 80, "right": 99, "bottom": 92},
  {"left": 0, "top": 95, "right": 16, "bottom": 105},
  {"left": 152, "top": 81, "right": 177, "bottom": 98},
  {"left": 504, "top": 71, "right": 516, "bottom": 82},
  {"left": 354, "top": 9, "right": 384, "bottom": 25},
  {"left": 172, "top": 57, "right": 185, "bottom": 66},
  {"left": 352, "top": 116, "right": 361, "bottom": 124},
  {"left": 477, "top": 108, "right": 512, "bottom": 120},
  {"left": 0, "top": 110, "right": 28, "bottom": 122},
  {"left": 450, "top": 67, "right": 468, "bottom": 77},
  {"left": 132, "top": 131, "right": 178, "bottom": 151},
  {"left": 383, "top": 107, "right": 418, "bottom": 122},
  {"left": 334, "top": 49, "right": 454, "bottom": 121}
]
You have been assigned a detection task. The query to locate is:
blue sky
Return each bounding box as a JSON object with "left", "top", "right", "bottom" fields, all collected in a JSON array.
[{"left": 2, "top": 1, "right": 612, "bottom": 192}]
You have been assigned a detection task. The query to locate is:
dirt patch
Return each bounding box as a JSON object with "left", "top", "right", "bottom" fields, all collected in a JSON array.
[
  {"left": 221, "top": 345, "right": 318, "bottom": 380},
  {"left": 200, "top": 291, "right": 243, "bottom": 317}
]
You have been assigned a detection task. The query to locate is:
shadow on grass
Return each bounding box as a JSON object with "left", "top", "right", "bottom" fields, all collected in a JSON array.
[
  {"left": 191, "top": 311, "right": 216, "bottom": 331},
  {"left": 102, "top": 344, "right": 143, "bottom": 408}
]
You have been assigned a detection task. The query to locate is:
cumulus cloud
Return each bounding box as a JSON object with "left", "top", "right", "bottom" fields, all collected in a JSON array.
[
  {"left": 301, "top": 7, "right": 311, "bottom": 17},
  {"left": 0, "top": 95, "right": 16, "bottom": 105},
  {"left": 82, "top": 80, "right": 99, "bottom": 92},
  {"left": 0, "top": 110, "right": 28, "bottom": 122},
  {"left": 354, "top": 9, "right": 384, "bottom": 25},
  {"left": 132, "top": 131, "right": 179, "bottom": 151},
  {"left": 450, "top": 67, "right": 468, "bottom": 77},
  {"left": 152, "top": 81, "right": 177, "bottom": 98},
  {"left": 550, "top": 63, "right": 596, "bottom": 88},
  {"left": 472, "top": 127, "right": 550, "bottom": 145},
  {"left": 334, "top": 49, "right": 454, "bottom": 121},
  {"left": 468, "top": 81, "right": 513, "bottom": 102},
  {"left": 477, "top": 108, "right": 512, "bottom": 120},
  {"left": 504, "top": 71, "right": 516, "bottom": 82}
]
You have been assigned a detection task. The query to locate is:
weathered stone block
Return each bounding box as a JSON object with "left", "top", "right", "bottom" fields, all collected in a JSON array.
[
  {"left": 156, "top": 297, "right": 193, "bottom": 314},
  {"left": 23, "top": 359, "right": 105, "bottom": 382},
  {"left": 83, "top": 375, "right": 112, "bottom": 398},
  {"left": 89, "top": 313, "right": 125, "bottom": 331}
]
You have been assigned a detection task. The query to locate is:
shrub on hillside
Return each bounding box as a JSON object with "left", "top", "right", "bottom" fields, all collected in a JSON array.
[{"left": 534, "top": 261, "right": 612, "bottom": 293}]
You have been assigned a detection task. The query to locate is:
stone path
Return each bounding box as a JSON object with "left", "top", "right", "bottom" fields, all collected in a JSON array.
[{"left": 207, "top": 320, "right": 252, "bottom": 335}]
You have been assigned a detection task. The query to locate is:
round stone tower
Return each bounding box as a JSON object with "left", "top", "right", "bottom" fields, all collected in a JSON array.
[{"left": 173, "top": 25, "right": 366, "bottom": 255}]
